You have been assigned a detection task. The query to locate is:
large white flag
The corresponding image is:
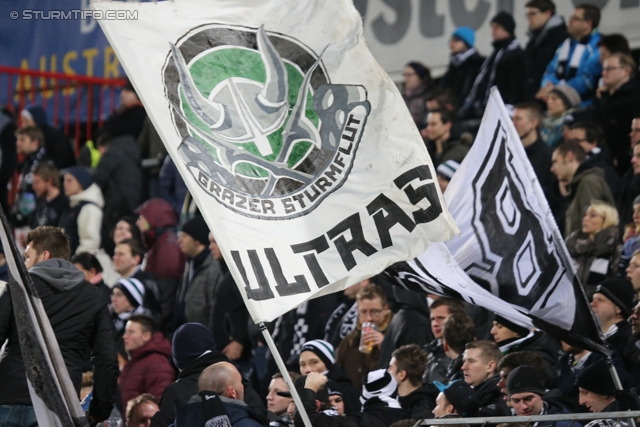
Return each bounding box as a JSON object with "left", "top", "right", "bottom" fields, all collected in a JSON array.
[
  {"left": 392, "top": 88, "right": 606, "bottom": 354},
  {"left": 92, "top": 0, "right": 457, "bottom": 322}
]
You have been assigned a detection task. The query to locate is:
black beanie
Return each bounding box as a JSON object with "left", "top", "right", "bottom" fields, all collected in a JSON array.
[
  {"left": 507, "top": 366, "right": 546, "bottom": 397},
  {"left": 576, "top": 359, "right": 616, "bottom": 396},
  {"left": 494, "top": 314, "right": 530, "bottom": 337},
  {"left": 180, "top": 215, "right": 210, "bottom": 246},
  {"left": 172, "top": 323, "right": 217, "bottom": 370},
  {"left": 491, "top": 11, "right": 516, "bottom": 36},
  {"left": 594, "top": 279, "right": 636, "bottom": 318}
]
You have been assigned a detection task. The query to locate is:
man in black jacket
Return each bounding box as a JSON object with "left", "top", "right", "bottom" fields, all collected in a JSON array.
[
  {"left": 524, "top": 0, "right": 567, "bottom": 99},
  {"left": 461, "top": 341, "right": 509, "bottom": 416},
  {"left": 507, "top": 366, "right": 572, "bottom": 426},
  {"left": 388, "top": 344, "right": 432, "bottom": 419},
  {"left": 94, "top": 133, "right": 143, "bottom": 247},
  {"left": 459, "top": 11, "right": 526, "bottom": 119},
  {"left": 150, "top": 322, "right": 266, "bottom": 427},
  {"left": 0, "top": 226, "right": 118, "bottom": 425}
]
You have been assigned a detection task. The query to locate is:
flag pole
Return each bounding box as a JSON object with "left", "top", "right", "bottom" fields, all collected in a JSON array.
[{"left": 259, "top": 322, "right": 313, "bottom": 427}]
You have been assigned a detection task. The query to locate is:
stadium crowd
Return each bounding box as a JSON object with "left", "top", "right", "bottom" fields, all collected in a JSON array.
[{"left": 1, "top": 1, "right": 640, "bottom": 427}]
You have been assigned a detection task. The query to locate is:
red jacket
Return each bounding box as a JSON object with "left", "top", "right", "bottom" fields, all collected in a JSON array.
[
  {"left": 120, "top": 332, "right": 175, "bottom": 408},
  {"left": 137, "top": 198, "right": 185, "bottom": 280}
]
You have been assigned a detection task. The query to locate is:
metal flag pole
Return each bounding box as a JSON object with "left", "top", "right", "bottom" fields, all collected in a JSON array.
[{"left": 259, "top": 322, "right": 313, "bottom": 427}]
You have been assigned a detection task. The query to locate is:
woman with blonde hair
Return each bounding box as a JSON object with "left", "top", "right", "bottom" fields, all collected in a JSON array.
[{"left": 566, "top": 200, "right": 621, "bottom": 296}]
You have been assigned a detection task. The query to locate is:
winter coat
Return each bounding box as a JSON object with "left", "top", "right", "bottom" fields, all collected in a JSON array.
[
  {"left": 565, "top": 167, "right": 615, "bottom": 237},
  {"left": 174, "top": 395, "right": 264, "bottom": 427},
  {"left": 432, "top": 138, "right": 470, "bottom": 167},
  {"left": 93, "top": 135, "right": 142, "bottom": 236},
  {"left": 137, "top": 116, "right": 167, "bottom": 176},
  {"left": 59, "top": 183, "right": 104, "bottom": 255},
  {"left": 595, "top": 79, "right": 640, "bottom": 175},
  {"left": 566, "top": 226, "right": 620, "bottom": 293},
  {"left": 0, "top": 259, "right": 118, "bottom": 421},
  {"left": 379, "top": 287, "right": 432, "bottom": 369},
  {"left": 536, "top": 399, "right": 575, "bottom": 427},
  {"left": 209, "top": 260, "right": 252, "bottom": 360},
  {"left": 555, "top": 350, "right": 629, "bottom": 412},
  {"left": 137, "top": 198, "right": 185, "bottom": 326},
  {"left": 399, "top": 385, "right": 435, "bottom": 420},
  {"left": 475, "top": 374, "right": 510, "bottom": 416},
  {"left": 541, "top": 31, "right": 602, "bottom": 106},
  {"left": 499, "top": 331, "right": 561, "bottom": 387},
  {"left": 294, "top": 388, "right": 408, "bottom": 427},
  {"left": 439, "top": 48, "right": 485, "bottom": 110},
  {"left": 99, "top": 102, "right": 147, "bottom": 140},
  {"left": 402, "top": 83, "right": 430, "bottom": 129},
  {"left": 336, "top": 312, "right": 393, "bottom": 390},
  {"left": 11, "top": 147, "right": 50, "bottom": 228},
  {"left": 138, "top": 198, "right": 185, "bottom": 281},
  {"left": 30, "top": 192, "right": 68, "bottom": 229},
  {"left": 0, "top": 111, "right": 17, "bottom": 213},
  {"left": 460, "top": 37, "right": 526, "bottom": 118},
  {"left": 525, "top": 137, "right": 555, "bottom": 202},
  {"left": 524, "top": 14, "right": 568, "bottom": 99},
  {"left": 617, "top": 171, "right": 640, "bottom": 235},
  {"left": 22, "top": 105, "right": 75, "bottom": 170},
  {"left": 158, "top": 156, "right": 188, "bottom": 218},
  {"left": 119, "top": 332, "right": 175, "bottom": 409},
  {"left": 581, "top": 148, "right": 620, "bottom": 199},
  {"left": 423, "top": 340, "right": 451, "bottom": 385},
  {"left": 150, "top": 351, "right": 267, "bottom": 427}
]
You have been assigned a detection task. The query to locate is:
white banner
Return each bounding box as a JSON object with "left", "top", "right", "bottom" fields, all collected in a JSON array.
[
  {"left": 92, "top": 0, "right": 458, "bottom": 322},
  {"left": 392, "top": 88, "right": 605, "bottom": 354}
]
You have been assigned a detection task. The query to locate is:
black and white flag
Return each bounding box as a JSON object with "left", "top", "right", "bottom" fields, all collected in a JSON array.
[
  {"left": 391, "top": 88, "right": 606, "bottom": 354},
  {"left": 0, "top": 208, "right": 88, "bottom": 426}
]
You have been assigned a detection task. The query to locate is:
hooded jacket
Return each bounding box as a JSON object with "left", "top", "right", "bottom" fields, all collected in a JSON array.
[
  {"left": 59, "top": 182, "right": 104, "bottom": 255},
  {"left": 379, "top": 287, "right": 433, "bottom": 369},
  {"left": 0, "top": 258, "right": 118, "bottom": 421},
  {"left": 137, "top": 198, "right": 185, "bottom": 281},
  {"left": 119, "top": 332, "right": 175, "bottom": 409},
  {"left": 137, "top": 198, "right": 185, "bottom": 328}
]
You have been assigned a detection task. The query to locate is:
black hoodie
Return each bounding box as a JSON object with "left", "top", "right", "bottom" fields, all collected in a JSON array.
[{"left": 0, "top": 258, "right": 118, "bottom": 421}]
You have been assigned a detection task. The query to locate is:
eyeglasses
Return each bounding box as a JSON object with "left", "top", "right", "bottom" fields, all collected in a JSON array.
[
  {"left": 358, "top": 309, "right": 383, "bottom": 318},
  {"left": 602, "top": 66, "right": 624, "bottom": 72}
]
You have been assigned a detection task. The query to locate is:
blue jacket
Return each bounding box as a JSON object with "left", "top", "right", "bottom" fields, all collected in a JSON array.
[{"left": 540, "top": 30, "right": 602, "bottom": 105}]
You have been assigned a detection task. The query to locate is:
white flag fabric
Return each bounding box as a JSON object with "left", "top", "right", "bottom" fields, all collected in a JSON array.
[
  {"left": 392, "top": 88, "right": 606, "bottom": 354},
  {"left": 92, "top": 0, "right": 457, "bottom": 322}
]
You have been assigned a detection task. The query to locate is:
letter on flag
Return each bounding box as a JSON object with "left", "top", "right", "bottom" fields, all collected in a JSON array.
[
  {"left": 92, "top": 0, "right": 458, "bottom": 322},
  {"left": 391, "top": 88, "right": 606, "bottom": 354}
]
